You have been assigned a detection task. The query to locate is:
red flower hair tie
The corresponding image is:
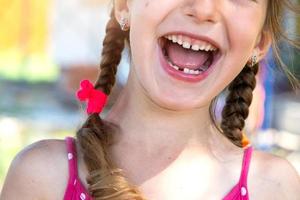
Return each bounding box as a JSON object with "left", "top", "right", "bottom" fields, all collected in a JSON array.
[{"left": 76, "top": 80, "right": 107, "bottom": 114}]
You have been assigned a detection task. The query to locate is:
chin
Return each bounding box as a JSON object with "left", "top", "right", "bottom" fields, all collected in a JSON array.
[{"left": 149, "top": 93, "right": 209, "bottom": 112}]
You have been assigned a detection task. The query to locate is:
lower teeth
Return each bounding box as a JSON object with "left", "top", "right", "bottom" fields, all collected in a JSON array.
[{"left": 168, "top": 61, "right": 205, "bottom": 75}]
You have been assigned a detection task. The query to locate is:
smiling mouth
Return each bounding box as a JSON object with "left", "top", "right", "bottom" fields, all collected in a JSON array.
[{"left": 159, "top": 34, "right": 220, "bottom": 76}]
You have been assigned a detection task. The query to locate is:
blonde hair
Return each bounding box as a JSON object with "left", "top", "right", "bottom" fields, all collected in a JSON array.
[{"left": 76, "top": 1, "right": 300, "bottom": 199}]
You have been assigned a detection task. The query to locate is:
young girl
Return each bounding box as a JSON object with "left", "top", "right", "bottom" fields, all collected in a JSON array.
[{"left": 1, "top": 0, "right": 300, "bottom": 199}]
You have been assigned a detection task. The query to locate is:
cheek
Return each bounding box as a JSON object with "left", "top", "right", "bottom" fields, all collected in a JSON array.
[
  {"left": 213, "top": 15, "right": 265, "bottom": 95},
  {"left": 129, "top": 0, "right": 176, "bottom": 82},
  {"left": 224, "top": 14, "right": 265, "bottom": 71},
  {"left": 226, "top": 6, "right": 266, "bottom": 51},
  {"left": 130, "top": 0, "right": 175, "bottom": 23},
  {"left": 129, "top": 0, "right": 163, "bottom": 57},
  {"left": 129, "top": 0, "right": 187, "bottom": 37}
]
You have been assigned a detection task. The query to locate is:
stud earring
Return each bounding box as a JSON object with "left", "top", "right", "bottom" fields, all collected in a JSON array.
[
  {"left": 248, "top": 54, "right": 258, "bottom": 67},
  {"left": 120, "top": 17, "right": 129, "bottom": 31}
]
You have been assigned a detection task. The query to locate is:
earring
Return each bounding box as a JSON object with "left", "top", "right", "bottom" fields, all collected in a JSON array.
[
  {"left": 120, "top": 17, "right": 129, "bottom": 31},
  {"left": 248, "top": 54, "right": 258, "bottom": 67}
]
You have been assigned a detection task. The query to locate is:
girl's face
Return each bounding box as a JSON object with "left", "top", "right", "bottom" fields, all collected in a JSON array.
[{"left": 116, "top": 0, "right": 271, "bottom": 110}]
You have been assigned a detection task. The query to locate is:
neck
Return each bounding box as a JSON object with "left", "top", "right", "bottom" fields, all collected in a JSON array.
[
  {"left": 104, "top": 72, "right": 242, "bottom": 185},
  {"left": 105, "top": 74, "right": 226, "bottom": 156}
]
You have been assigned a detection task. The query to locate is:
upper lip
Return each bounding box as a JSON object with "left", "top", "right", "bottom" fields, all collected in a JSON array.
[{"left": 160, "top": 31, "right": 221, "bottom": 51}]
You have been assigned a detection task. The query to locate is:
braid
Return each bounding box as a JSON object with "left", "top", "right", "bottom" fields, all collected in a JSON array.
[
  {"left": 76, "top": 10, "right": 145, "bottom": 200},
  {"left": 95, "top": 11, "right": 128, "bottom": 95},
  {"left": 220, "top": 64, "right": 259, "bottom": 147}
]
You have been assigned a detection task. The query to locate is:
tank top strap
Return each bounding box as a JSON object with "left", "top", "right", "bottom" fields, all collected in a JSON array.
[
  {"left": 238, "top": 145, "right": 253, "bottom": 187},
  {"left": 65, "top": 136, "right": 79, "bottom": 181}
]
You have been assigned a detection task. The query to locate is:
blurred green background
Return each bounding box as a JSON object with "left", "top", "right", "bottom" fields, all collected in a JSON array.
[{"left": 0, "top": 0, "right": 300, "bottom": 191}]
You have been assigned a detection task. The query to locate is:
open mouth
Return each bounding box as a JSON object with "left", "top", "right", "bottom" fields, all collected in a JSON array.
[{"left": 158, "top": 34, "right": 220, "bottom": 78}]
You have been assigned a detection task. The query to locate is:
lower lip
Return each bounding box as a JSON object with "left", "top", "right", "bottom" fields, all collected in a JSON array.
[{"left": 158, "top": 44, "right": 215, "bottom": 83}]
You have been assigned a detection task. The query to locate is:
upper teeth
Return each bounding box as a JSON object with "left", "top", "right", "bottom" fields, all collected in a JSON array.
[{"left": 165, "top": 34, "right": 217, "bottom": 52}]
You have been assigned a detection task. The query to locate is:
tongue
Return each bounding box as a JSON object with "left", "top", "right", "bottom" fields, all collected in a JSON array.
[{"left": 167, "top": 42, "right": 210, "bottom": 70}]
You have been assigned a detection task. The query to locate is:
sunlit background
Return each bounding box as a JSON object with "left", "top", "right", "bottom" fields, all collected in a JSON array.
[{"left": 0, "top": 0, "right": 300, "bottom": 191}]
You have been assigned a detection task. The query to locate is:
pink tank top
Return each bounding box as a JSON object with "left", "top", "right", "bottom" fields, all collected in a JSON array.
[
  {"left": 64, "top": 137, "right": 92, "bottom": 200},
  {"left": 64, "top": 136, "right": 253, "bottom": 200}
]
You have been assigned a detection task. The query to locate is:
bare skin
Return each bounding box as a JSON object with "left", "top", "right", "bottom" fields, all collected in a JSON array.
[
  {"left": 1, "top": 0, "right": 300, "bottom": 199},
  {"left": 1, "top": 137, "right": 299, "bottom": 200}
]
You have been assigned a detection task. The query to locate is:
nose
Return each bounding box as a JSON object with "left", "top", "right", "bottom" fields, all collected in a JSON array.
[{"left": 182, "top": 0, "right": 220, "bottom": 24}]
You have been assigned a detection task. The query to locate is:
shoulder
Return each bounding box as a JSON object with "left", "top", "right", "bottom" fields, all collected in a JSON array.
[
  {"left": 0, "top": 139, "right": 69, "bottom": 200},
  {"left": 249, "top": 149, "right": 300, "bottom": 200}
]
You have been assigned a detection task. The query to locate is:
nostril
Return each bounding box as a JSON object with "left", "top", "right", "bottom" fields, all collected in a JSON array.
[
  {"left": 182, "top": 4, "right": 197, "bottom": 18},
  {"left": 187, "top": 13, "right": 195, "bottom": 18}
]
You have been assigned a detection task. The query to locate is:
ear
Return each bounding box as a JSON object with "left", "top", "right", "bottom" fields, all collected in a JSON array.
[
  {"left": 114, "top": 0, "right": 131, "bottom": 24},
  {"left": 253, "top": 30, "right": 272, "bottom": 62}
]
